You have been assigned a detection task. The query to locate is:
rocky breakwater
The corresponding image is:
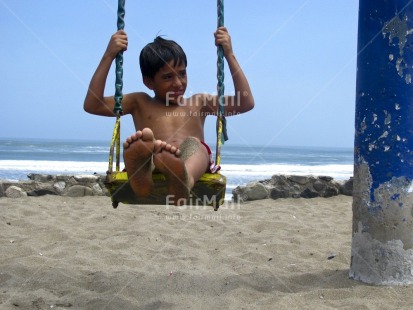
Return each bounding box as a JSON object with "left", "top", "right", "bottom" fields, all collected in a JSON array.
[
  {"left": 232, "top": 175, "right": 353, "bottom": 202},
  {"left": 1, "top": 173, "right": 353, "bottom": 203},
  {"left": 0, "top": 173, "right": 108, "bottom": 198}
]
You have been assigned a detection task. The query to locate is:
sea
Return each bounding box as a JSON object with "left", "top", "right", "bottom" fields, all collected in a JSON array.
[{"left": 0, "top": 138, "right": 354, "bottom": 200}]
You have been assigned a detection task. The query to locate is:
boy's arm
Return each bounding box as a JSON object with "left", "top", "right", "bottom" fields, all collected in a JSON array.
[
  {"left": 208, "top": 27, "right": 254, "bottom": 116},
  {"left": 84, "top": 30, "right": 131, "bottom": 116}
]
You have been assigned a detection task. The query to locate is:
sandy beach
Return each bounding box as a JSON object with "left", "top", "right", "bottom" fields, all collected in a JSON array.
[{"left": 1, "top": 195, "right": 413, "bottom": 309}]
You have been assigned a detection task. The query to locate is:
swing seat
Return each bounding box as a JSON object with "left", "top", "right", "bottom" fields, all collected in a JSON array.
[{"left": 105, "top": 171, "right": 226, "bottom": 210}]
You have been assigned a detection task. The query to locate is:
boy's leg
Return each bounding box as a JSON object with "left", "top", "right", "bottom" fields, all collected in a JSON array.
[
  {"left": 179, "top": 137, "right": 209, "bottom": 188},
  {"left": 153, "top": 137, "right": 209, "bottom": 205},
  {"left": 123, "top": 128, "right": 163, "bottom": 197}
]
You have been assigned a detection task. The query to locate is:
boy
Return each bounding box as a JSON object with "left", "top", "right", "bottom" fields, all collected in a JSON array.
[{"left": 84, "top": 27, "right": 254, "bottom": 205}]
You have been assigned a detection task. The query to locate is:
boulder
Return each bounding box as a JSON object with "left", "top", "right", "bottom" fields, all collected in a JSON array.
[
  {"left": 53, "top": 181, "right": 66, "bottom": 194},
  {"left": 288, "top": 175, "right": 310, "bottom": 185},
  {"left": 27, "top": 189, "right": 57, "bottom": 196},
  {"left": 270, "top": 187, "right": 290, "bottom": 199},
  {"left": 27, "top": 174, "right": 55, "bottom": 182},
  {"left": 300, "top": 188, "right": 320, "bottom": 198},
  {"left": 5, "top": 186, "right": 27, "bottom": 198},
  {"left": 74, "top": 175, "right": 99, "bottom": 183},
  {"left": 340, "top": 178, "right": 353, "bottom": 196},
  {"left": 65, "top": 185, "right": 94, "bottom": 197},
  {"left": 233, "top": 182, "right": 269, "bottom": 202},
  {"left": 322, "top": 186, "right": 340, "bottom": 198}
]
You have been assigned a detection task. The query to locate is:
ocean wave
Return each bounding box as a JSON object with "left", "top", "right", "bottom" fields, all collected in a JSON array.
[
  {"left": 221, "top": 163, "right": 353, "bottom": 179},
  {"left": 0, "top": 160, "right": 352, "bottom": 178},
  {"left": 0, "top": 160, "right": 109, "bottom": 178}
]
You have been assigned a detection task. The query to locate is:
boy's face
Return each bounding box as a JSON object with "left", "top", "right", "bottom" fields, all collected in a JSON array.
[{"left": 145, "top": 60, "right": 187, "bottom": 105}]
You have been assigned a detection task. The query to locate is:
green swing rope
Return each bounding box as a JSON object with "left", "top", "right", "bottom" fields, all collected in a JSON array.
[
  {"left": 114, "top": 0, "right": 125, "bottom": 115},
  {"left": 215, "top": 0, "right": 228, "bottom": 167}
]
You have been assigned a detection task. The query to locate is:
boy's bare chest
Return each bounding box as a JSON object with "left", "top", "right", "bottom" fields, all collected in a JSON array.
[{"left": 133, "top": 101, "right": 205, "bottom": 128}]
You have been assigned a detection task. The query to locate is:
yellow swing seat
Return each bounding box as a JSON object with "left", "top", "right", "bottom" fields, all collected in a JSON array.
[{"left": 105, "top": 171, "right": 226, "bottom": 210}]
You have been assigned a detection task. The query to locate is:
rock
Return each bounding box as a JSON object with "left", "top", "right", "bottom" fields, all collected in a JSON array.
[
  {"left": 270, "top": 187, "right": 290, "bottom": 199},
  {"left": 5, "top": 186, "right": 27, "bottom": 198},
  {"left": 322, "top": 186, "right": 339, "bottom": 198},
  {"left": 300, "top": 188, "right": 320, "bottom": 198},
  {"left": 91, "top": 183, "right": 103, "bottom": 196},
  {"left": 271, "top": 175, "right": 289, "bottom": 185},
  {"left": 56, "top": 175, "right": 73, "bottom": 182},
  {"left": 291, "top": 185, "right": 302, "bottom": 198},
  {"left": 27, "top": 189, "right": 57, "bottom": 196},
  {"left": 27, "top": 174, "right": 55, "bottom": 182},
  {"left": 232, "top": 186, "right": 246, "bottom": 202},
  {"left": 340, "top": 178, "right": 353, "bottom": 196},
  {"left": 319, "top": 176, "right": 334, "bottom": 182},
  {"left": 313, "top": 180, "right": 326, "bottom": 192},
  {"left": 74, "top": 175, "right": 99, "bottom": 183},
  {"left": 244, "top": 182, "right": 269, "bottom": 200},
  {"left": 233, "top": 182, "right": 269, "bottom": 201},
  {"left": 53, "top": 181, "right": 66, "bottom": 194},
  {"left": 288, "top": 175, "right": 310, "bottom": 185},
  {"left": 65, "top": 185, "right": 94, "bottom": 197}
]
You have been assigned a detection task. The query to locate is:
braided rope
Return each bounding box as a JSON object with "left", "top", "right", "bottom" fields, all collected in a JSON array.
[
  {"left": 217, "top": 0, "right": 225, "bottom": 118},
  {"left": 215, "top": 0, "right": 227, "bottom": 166},
  {"left": 108, "top": 0, "right": 125, "bottom": 174},
  {"left": 114, "top": 0, "right": 125, "bottom": 115}
]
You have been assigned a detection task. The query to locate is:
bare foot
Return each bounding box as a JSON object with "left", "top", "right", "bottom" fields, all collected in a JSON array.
[
  {"left": 123, "top": 128, "right": 156, "bottom": 197},
  {"left": 153, "top": 144, "right": 188, "bottom": 206}
]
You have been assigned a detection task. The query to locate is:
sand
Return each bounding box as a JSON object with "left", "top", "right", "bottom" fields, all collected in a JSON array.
[{"left": 1, "top": 195, "right": 413, "bottom": 309}]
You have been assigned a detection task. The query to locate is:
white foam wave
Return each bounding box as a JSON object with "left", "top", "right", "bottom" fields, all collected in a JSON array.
[
  {"left": 0, "top": 160, "right": 111, "bottom": 175},
  {"left": 221, "top": 163, "right": 353, "bottom": 180},
  {"left": 0, "top": 160, "right": 353, "bottom": 179}
]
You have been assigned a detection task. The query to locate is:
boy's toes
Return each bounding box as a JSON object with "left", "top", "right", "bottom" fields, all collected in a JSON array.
[
  {"left": 154, "top": 140, "right": 166, "bottom": 153},
  {"left": 124, "top": 130, "right": 144, "bottom": 148},
  {"left": 163, "top": 143, "right": 180, "bottom": 156}
]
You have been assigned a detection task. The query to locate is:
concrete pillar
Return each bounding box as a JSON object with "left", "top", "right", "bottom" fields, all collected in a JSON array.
[{"left": 350, "top": 0, "right": 413, "bottom": 285}]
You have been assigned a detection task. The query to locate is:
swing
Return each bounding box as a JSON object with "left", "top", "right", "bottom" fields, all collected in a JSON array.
[{"left": 104, "top": 0, "right": 228, "bottom": 210}]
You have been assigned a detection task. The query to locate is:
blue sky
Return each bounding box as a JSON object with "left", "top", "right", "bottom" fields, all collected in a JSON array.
[{"left": 0, "top": 0, "right": 358, "bottom": 148}]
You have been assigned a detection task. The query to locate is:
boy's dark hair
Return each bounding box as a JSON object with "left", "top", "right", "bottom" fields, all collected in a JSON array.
[{"left": 139, "top": 36, "right": 187, "bottom": 79}]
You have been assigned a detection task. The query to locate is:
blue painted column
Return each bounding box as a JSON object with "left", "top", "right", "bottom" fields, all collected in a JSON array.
[{"left": 350, "top": 0, "right": 413, "bottom": 285}]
